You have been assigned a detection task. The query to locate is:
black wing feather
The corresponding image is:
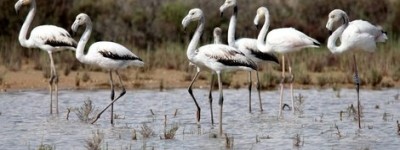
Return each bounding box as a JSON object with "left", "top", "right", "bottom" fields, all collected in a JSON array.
[{"left": 99, "top": 51, "right": 142, "bottom": 61}]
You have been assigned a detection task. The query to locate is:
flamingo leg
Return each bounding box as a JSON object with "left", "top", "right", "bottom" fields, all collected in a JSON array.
[
  {"left": 109, "top": 71, "right": 115, "bottom": 125},
  {"left": 90, "top": 71, "right": 126, "bottom": 125},
  {"left": 279, "top": 55, "right": 285, "bottom": 117},
  {"left": 115, "top": 71, "right": 127, "bottom": 100},
  {"left": 208, "top": 73, "right": 215, "bottom": 125},
  {"left": 48, "top": 52, "right": 55, "bottom": 114},
  {"left": 248, "top": 71, "right": 252, "bottom": 113},
  {"left": 353, "top": 55, "right": 361, "bottom": 129},
  {"left": 217, "top": 71, "right": 224, "bottom": 136},
  {"left": 256, "top": 71, "right": 263, "bottom": 112},
  {"left": 188, "top": 68, "right": 201, "bottom": 124},
  {"left": 288, "top": 56, "right": 295, "bottom": 114}
]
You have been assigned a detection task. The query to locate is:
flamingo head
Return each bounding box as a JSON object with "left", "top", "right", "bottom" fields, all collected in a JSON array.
[
  {"left": 182, "top": 8, "right": 203, "bottom": 30},
  {"left": 71, "top": 13, "right": 90, "bottom": 33},
  {"left": 253, "top": 7, "right": 269, "bottom": 29},
  {"left": 326, "top": 9, "right": 349, "bottom": 33},
  {"left": 14, "top": 0, "right": 32, "bottom": 13},
  {"left": 219, "top": 0, "right": 237, "bottom": 17}
]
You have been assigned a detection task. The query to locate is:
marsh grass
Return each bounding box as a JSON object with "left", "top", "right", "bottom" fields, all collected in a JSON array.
[
  {"left": 293, "top": 134, "right": 304, "bottom": 147},
  {"left": 225, "top": 133, "right": 234, "bottom": 149},
  {"left": 345, "top": 104, "right": 363, "bottom": 121},
  {"left": 37, "top": 144, "right": 55, "bottom": 150},
  {"left": 261, "top": 71, "right": 280, "bottom": 90},
  {"left": 139, "top": 124, "right": 154, "bottom": 139},
  {"left": 294, "top": 93, "right": 305, "bottom": 115},
  {"left": 163, "top": 124, "right": 179, "bottom": 139},
  {"left": 131, "top": 129, "right": 137, "bottom": 140},
  {"left": 85, "top": 130, "right": 104, "bottom": 150},
  {"left": 397, "top": 120, "right": 400, "bottom": 135},
  {"left": 75, "top": 98, "right": 97, "bottom": 123},
  {"left": 332, "top": 123, "right": 343, "bottom": 138}
]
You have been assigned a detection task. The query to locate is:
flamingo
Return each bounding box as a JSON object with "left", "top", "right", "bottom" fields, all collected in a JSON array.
[
  {"left": 326, "top": 9, "right": 388, "bottom": 54},
  {"left": 14, "top": 0, "right": 77, "bottom": 114},
  {"left": 71, "top": 13, "right": 144, "bottom": 124},
  {"left": 326, "top": 9, "right": 388, "bottom": 128},
  {"left": 220, "top": 0, "right": 279, "bottom": 113},
  {"left": 182, "top": 8, "right": 257, "bottom": 135},
  {"left": 254, "top": 7, "right": 320, "bottom": 117}
]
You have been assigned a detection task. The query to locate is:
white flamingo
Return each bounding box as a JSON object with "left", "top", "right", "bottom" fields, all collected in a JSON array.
[
  {"left": 182, "top": 8, "right": 257, "bottom": 135},
  {"left": 220, "top": 0, "right": 279, "bottom": 113},
  {"left": 254, "top": 7, "right": 320, "bottom": 117},
  {"left": 15, "top": 0, "right": 77, "bottom": 114},
  {"left": 326, "top": 9, "right": 388, "bottom": 128},
  {"left": 326, "top": 9, "right": 388, "bottom": 54},
  {"left": 71, "top": 13, "right": 144, "bottom": 124}
]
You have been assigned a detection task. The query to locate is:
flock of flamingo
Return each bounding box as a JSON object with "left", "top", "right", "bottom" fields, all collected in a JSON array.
[{"left": 14, "top": 0, "right": 388, "bottom": 135}]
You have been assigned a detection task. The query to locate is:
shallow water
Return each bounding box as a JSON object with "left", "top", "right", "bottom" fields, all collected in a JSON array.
[{"left": 0, "top": 88, "right": 399, "bottom": 149}]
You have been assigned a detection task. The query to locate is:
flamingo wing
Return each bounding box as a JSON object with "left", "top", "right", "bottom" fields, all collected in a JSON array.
[{"left": 30, "top": 25, "right": 77, "bottom": 48}]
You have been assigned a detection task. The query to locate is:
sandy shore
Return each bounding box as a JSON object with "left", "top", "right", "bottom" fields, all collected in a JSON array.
[{"left": 1, "top": 64, "right": 396, "bottom": 92}]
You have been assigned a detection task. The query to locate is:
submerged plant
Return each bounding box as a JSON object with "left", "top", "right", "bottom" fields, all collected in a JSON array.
[
  {"left": 75, "top": 98, "right": 97, "bottom": 123},
  {"left": 334, "top": 123, "right": 342, "bottom": 138},
  {"left": 294, "top": 93, "right": 306, "bottom": 115},
  {"left": 397, "top": 120, "right": 400, "bottom": 135},
  {"left": 140, "top": 124, "right": 154, "bottom": 139},
  {"left": 37, "top": 144, "right": 54, "bottom": 150},
  {"left": 163, "top": 124, "right": 179, "bottom": 139},
  {"left": 293, "top": 134, "right": 304, "bottom": 147},
  {"left": 225, "top": 133, "right": 234, "bottom": 149},
  {"left": 85, "top": 130, "right": 104, "bottom": 150}
]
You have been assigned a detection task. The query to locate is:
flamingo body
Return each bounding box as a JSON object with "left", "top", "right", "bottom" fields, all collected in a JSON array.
[{"left": 84, "top": 41, "right": 143, "bottom": 69}]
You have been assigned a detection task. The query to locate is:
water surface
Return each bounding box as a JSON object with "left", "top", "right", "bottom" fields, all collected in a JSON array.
[{"left": 0, "top": 88, "right": 399, "bottom": 149}]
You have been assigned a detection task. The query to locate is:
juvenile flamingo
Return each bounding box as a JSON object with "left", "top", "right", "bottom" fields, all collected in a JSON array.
[
  {"left": 71, "top": 13, "right": 144, "bottom": 124},
  {"left": 254, "top": 7, "right": 320, "bottom": 117},
  {"left": 15, "top": 0, "right": 77, "bottom": 114},
  {"left": 326, "top": 9, "right": 388, "bottom": 128},
  {"left": 183, "top": 8, "right": 257, "bottom": 135},
  {"left": 220, "top": 0, "right": 279, "bottom": 113}
]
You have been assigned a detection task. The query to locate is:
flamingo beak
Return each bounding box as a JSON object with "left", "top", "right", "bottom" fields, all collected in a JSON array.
[{"left": 328, "top": 30, "right": 333, "bottom": 35}]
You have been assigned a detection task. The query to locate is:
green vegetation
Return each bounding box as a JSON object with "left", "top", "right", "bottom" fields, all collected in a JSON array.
[{"left": 1, "top": 0, "right": 400, "bottom": 88}]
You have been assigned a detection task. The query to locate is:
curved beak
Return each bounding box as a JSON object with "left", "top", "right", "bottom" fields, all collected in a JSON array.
[
  {"left": 14, "top": 1, "right": 22, "bottom": 15},
  {"left": 71, "top": 21, "right": 79, "bottom": 35},
  {"left": 328, "top": 30, "right": 333, "bottom": 35},
  {"left": 182, "top": 16, "right": 190, "bottom": 32},
  {"left": 220, "top": 12, "right": 224, "bottom": 17}
]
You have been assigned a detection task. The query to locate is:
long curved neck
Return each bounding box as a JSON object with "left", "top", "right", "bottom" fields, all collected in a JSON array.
[
  {"left": 18, "top": 0, "right": 36, "bottom": 48},
  {"left": 227, "top": 6, "right": 237, "bottom": 47},
  {"left": 327, "top": 15, "right": 349, "bottom": 54},
  {"left": 187, "top": 17, "right": 205, "bottom": 59},
  {"left": 256, "top": 12, "right": 273, "bottom": 52},
  {"left": 76, "top": 19, "right": 93, "bottom": 64}
]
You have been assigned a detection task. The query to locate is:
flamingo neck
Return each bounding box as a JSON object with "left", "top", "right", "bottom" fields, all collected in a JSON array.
[
  {"left": 227, "top": 6, "right": 237, "bottom": 47},
  {"left": 18, "top": 0, "right": 36, "bottom": 48},
  {"left": 76, "top": 19, "right": 93, "bottom": 64},
  {"left": 327, "top": 21, "right": 349, "bottom": 54},
  {"left": 214, "top": 33, "right": 221, "bottom": 44},
  {"left": 187, "top": 17, "right": 205, "bottom": 60},
  {"left": 256, "top": 11, "right": 273, "bottom": 52}
]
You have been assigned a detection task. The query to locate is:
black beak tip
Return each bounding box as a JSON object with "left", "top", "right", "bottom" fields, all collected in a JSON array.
[
  {"left": 220, "top": 12, "right": 223, "bottom": 17},
  {"left": 255, "top": 24, "right": 260, "bottom": 30},
  {"left": 328, "top": 30, "right": 333, "bottom": 35}
]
